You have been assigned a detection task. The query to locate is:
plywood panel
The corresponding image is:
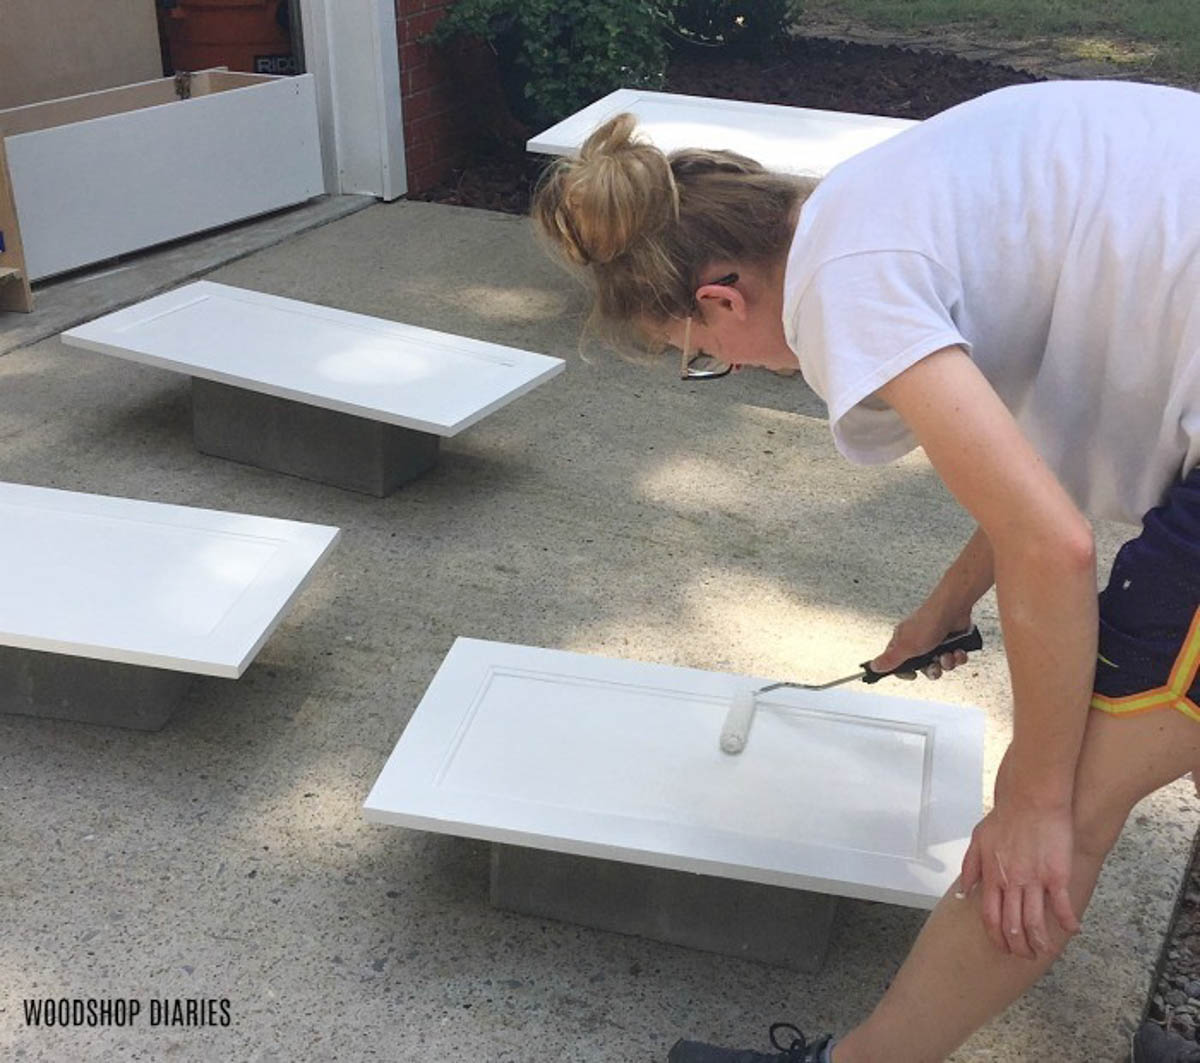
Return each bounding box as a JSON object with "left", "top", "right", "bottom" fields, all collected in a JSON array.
[
  {"left": 196, "top": 71, "right": 275, "bottom": 94},
  {"left": 0, "top": 80, "right": 181, "bottom": 139},
  {"left": 364, "top": 639, "right": 985, "bottom": 909},
  {"left": 529, "top": 88, "right": 915, "bottom": 178},
  {"left": 0, "top": 0, "right": 162, "bottom": 111},
  {"left": 0, "top": 482, "right": 340, "bottom": 677},
  {"left": 63, "top": 282, "right": 566, "bottom": 435},
  {"left": 0, "top": 70, "right": 264, "bottom": 140},
  {"left": 0, "top": 141, "right": 33, "bottom": 313}
]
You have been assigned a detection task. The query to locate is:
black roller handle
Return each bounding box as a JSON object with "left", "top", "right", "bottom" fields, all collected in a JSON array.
[{"left": 859, "top": 626, "right": 984, "bottom": 684}]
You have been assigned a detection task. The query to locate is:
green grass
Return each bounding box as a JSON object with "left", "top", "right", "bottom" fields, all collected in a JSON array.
[{"left": 797, "top": 0, "right": 1200, "bottom": 82}]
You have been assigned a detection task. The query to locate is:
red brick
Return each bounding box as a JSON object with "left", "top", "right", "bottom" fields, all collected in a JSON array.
[
  {"left": 405, "top": 9, "right": 445, "bottom": 38},
  {"left": 406, "top": 66, "right": 443, "bottom": 95},
  {"left": 405, "top": 139, "right": 438, "bottom": 174},
  {"left": 407, "top": 114, "right": 442, "bottom": 144},
  {"left": 403, "top": 87, "right": 438, "bottom": 122},
  {"left": 408, "top": 35, "right": 436, "bottom": 56},
  {"left": 408, "top": 164, "right": 445, "bottom": 195},
  {"left": 399, "top": 0, "right": 446, "bottom": 14},
  {"left": 399, "top": 60, "right": 423, "bottom": 91},
  {"left": 410, "top": 140, "right": 438, "bottom": 169},
  {"left": 413, "top": 154, "right": 457, "bottom": 190},
  {"left": 400, "top": 39, "right": 438, "bottom": 72},
  {"left": 406, "top": 113, "right": 457, "bottom": 145},
  {"left": 393, "top": 3, "right": 499, "bottom": 195},
  {"left": 404, "top": 118, "right": 430, "bottom": 147},
  {"left": 425, "top": 109, "right": 458, "bottom": 135}
]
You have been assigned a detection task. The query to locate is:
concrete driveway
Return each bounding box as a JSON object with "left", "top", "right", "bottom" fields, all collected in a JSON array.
[{"left": 0, "top": 197, "right": 1192, "bottom": 1062}]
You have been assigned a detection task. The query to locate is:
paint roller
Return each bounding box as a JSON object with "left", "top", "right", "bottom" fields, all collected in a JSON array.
[{"left": 719, "top": 626, "right": 984, "bottom": 755}]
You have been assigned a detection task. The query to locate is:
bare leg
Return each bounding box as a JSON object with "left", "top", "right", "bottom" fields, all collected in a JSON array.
[{"left": 833, "top": 707, "right": 1200, "bottom": 1063}]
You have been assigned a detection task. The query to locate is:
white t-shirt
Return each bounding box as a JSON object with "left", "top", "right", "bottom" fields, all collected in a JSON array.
[{"left": 782, "top": 80, "right": 1200, "bottom": 525}]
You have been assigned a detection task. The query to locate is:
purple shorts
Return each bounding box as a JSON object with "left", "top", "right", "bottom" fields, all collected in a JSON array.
[{"left": 1092, "top": 466, "right": 1200, "bottom": 719}]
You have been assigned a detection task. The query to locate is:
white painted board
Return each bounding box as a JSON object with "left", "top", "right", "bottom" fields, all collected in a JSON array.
[
  {"left": 528, "top": 88, "right": 915, "bottom": 178},
  {"left": 6, "top": 75, "right": 324, "bottom": 280},
  {"left": 364, "top": 638, "right": 985, "bottom": 909},
  {"left": 299, "top": 0, "right": 406, "bottom": 199},
  {"left": 62, "top": 282, "right": 565, "bottom": 436},
  {"left": 0, "top": 482, "right": 340, "bottom": 678}
]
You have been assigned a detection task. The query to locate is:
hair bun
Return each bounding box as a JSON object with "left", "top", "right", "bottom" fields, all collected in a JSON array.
[{"left": 534, "top": 113, "right": 678, "bottom": 267}]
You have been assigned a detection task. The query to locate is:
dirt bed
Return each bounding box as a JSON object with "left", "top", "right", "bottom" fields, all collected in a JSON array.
[{"left": 413, "top": 36, "right": 1040, "bottom": 213}]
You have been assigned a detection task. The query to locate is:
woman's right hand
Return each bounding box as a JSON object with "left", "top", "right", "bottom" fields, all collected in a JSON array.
[{"left": 870, "top": 603, "right": 975, "bottom": 680}]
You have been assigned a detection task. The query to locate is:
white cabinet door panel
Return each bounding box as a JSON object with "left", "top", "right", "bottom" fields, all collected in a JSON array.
[
  {"left": 0, "top": 482, "right": 339, "bottom": 677},
  {"left": 62, "top": 282, "right": 565, "bottom": 436},
  {"left": 364, "top": 638, "right": 984, "bottom": 908},
  {"left": 528, "top": 89, "right": 915, "bottom": 178}
]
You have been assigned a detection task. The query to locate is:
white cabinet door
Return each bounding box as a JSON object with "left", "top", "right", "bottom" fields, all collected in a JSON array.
[
  {"left": 63, "top": 282, "right": 565, "bottom": 436},
  {"left": 528, "top": 88, "right": 915, "bottom": 178},
  {"left": 364, "top": 638, "right": 984, "bottom": 909},
  {"left": 0, "top": 482, "right": 339, "bottom": 677}
]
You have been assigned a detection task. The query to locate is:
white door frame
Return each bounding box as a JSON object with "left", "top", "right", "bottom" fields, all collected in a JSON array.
[{"left": 297, "top": 0, "right": 406, "bottom": 200}]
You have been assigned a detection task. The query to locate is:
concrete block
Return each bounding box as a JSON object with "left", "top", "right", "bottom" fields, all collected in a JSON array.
[
  {"left": 489, "top": 844, "right": 838, "bottom": 972},
  {"left": 0, "top": 645, "right": 197, "bottom": 730},
  {"left": 191, "top": 377, "right": 440, "bottom": 496}
]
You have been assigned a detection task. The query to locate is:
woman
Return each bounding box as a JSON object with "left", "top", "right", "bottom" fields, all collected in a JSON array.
[{"left": 532, "top": 79, "right": 1200, "bottom": 1063}]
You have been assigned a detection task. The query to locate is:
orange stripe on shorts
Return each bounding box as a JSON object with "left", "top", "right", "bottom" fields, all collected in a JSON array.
[{"left": 1092, "top": 605, "right": 1200, "bottom": 720}]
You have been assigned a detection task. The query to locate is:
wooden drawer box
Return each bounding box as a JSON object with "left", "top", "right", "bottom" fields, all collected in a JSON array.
[{"left": 0, "top": 69, "right": 324, "bottom": 312}]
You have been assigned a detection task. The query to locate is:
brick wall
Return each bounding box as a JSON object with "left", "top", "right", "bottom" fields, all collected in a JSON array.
[{"left": 395, "top": 0, "right": 495, "bottom": 195}]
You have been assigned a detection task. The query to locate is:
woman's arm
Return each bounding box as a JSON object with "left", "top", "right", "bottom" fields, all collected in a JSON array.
[
  {"left": 930, "top": 525, "right": 995, "bottom": 626},
  {"left": 876, "top": 345, "right": 1096, "bottom": 955},
  {"left": 871, "top": 526, "right": 994, "bottom": 676}
]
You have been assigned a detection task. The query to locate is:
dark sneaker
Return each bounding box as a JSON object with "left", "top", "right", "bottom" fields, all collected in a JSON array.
[
  {"left": 1132, "top": 1021, "right": 1200, "bottom": 1062},
  {"left": 669, "top": 1023, "right": 833, "bottom": 1063}
]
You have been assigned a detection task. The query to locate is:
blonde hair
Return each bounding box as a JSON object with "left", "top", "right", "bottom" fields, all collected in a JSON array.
[{"left": 532, "top": 113, "right": 815, "bottom": 341}]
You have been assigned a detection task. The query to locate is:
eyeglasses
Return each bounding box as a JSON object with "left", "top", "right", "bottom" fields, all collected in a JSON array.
[
  {"left": 681, "top": 349, "right": 733, "bottom": 380},
  {"left": 679, "top": 272, "right": 738, "bottom": 381}
]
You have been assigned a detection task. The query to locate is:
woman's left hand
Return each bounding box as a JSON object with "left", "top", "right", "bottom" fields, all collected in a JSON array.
[{"left": 958, "top": 787, "right": 1080, "bottom": 959}]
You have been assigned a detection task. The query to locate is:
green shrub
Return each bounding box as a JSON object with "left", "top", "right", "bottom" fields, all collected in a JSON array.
[{"left": 430, "top": 0, "right": 671, "bottom": 128}]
